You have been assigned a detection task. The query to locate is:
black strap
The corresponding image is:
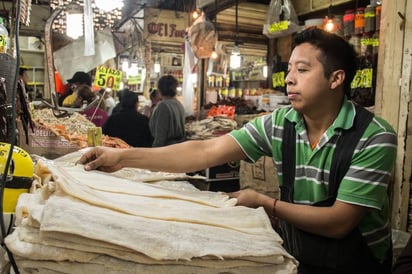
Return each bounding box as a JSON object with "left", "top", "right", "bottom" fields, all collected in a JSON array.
[
  {"left": 328, "top": 106, "right": 373, "bottom": 196},
  {"left": 282, "top": 106, "right": 373, "bottom": 197},
  {"left": 280, "top": 106, "right": 380, "bottom": 273}
]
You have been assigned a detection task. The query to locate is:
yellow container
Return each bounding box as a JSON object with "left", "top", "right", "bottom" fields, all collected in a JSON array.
[
  {"left": 0, "top": 142, "right": 34, "bottom": 213},
  {"left": 87, "top": 127, "right": 102, "bottom": 147}
]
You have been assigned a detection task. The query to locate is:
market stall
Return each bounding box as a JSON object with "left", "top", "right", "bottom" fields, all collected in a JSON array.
[{"left": 0, "top": 0, "right": 411, "bottom": 273}]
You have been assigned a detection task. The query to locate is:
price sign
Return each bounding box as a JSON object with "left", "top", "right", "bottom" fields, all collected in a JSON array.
[
  {"left": 272, "top": 71, "right": 285, "bottom": 88},
  {"left": 127, "top": 75, "right": 141, "bottom": 85},
  {"left": 0, "top": 35, "right": 7, "bottom": 53},
  {"left": 351, "top": 68, "right": 373, "bottom": 89},
  {"left": 94, "top": 66, "right": 123, "bottom": 90},
  {"left": 269, "top": 21, "right": 289, "bottom": 33}
]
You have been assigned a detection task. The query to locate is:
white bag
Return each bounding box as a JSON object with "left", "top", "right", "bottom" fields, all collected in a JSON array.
[{"left": 263, "top": 0, "right": 303, "bottom": 38}]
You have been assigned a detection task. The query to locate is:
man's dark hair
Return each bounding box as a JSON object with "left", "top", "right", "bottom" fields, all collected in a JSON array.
[
  {"left": 157, "top": 75, "right": 178, "bottom": 97},
  {"left": 19, "top": 67, "right": 27, "bottom": 76},
  {"left": 117, "top": 88, "right": 131, "bottom": 102},
  {"left": 292, "top": 27, "right": 357, "bottom": 97},
  {"left": 120, "top": 91, "right": 138, "bottom": 110}
]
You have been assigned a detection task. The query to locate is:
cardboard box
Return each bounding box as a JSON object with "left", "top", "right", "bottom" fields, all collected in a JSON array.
[
  {"left": 205, "top": 161, "right": 240, "bottom": 182},
  {"left": 18, "top": 121, "right": 79, "bottom": 159},
  {"left": 239, "top": 156, "right": 279, "bottom": 198}
]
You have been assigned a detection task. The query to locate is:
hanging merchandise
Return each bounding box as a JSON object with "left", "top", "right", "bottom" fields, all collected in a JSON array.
[
  {"left": 0, "top": 17, "right": 9, "bottom": 54},
  {"left": 271, "top": 54, "right": 288, "bottom": 95},
  {"left": 354, "top": 7, "right": 365, "bottom": 35},
  {"left": 364, "top": 5, "right": 376, "bottom": 33},
  {"left": 350, "top": 33, "right": 376, "bottom": 107},
  {"left": 187, "top": 12, "right": 217, "bottom": 59},
  {"left": 343, "top": 9, "right": 355, "bottom": 37},
  {"left": 263, "top": 0, "right": 302, "bottom": 39}
]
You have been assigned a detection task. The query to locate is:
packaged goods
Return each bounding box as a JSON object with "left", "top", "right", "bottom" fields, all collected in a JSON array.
[{"left": 0, "top": 17, "right": 8, "bottom": 54}]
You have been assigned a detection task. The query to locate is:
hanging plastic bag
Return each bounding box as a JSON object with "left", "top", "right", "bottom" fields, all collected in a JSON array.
[
  {"left": 263, "top": 0, "right": 303, "bottom": 38},
  {"left": 187, "top": 12, "right": 217, "bottom": 59}
]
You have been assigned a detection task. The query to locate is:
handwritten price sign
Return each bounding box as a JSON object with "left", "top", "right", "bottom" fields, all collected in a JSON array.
[
  {"left": 94, "top": 66, "right": 123, "bottom": 90},
  {"left": 351, "top": 68, "right": 373, "bottom": 89},
  {"left": 272, "top": 71, "right": 285, "bottom": 88}
]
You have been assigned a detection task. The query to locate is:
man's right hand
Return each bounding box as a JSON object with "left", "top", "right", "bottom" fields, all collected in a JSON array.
[{"left": 76, "top": 146, "right": 123, "bottom": 173}]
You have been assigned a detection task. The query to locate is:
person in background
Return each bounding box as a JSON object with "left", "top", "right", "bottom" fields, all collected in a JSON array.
[
  {"left": 103, "top": 90, "right": 152, "bottom": 147},
  {"left": 75, "top": 85, "right": 107, "bottom": 127},
  {"left": 142, "top": 88, "right": 162, "bottom": 118},
  {"left": 77, "top": 28, "right": 397, "bottom": 274},
  {"left": 16, "top": 67, "right": 34, "bottom": 144},
  {"left": 100, "top": 89, "right": 116, "bottom": 116},
  {"left": 60, "top": 71, "right": 92, "bottom": 107},
  {"left": 111, "top": 88, "right": 129, "bottom": 115},
  {"left": 18, "top": 67, "right": 32, "bottom": 101},
  {"left": 149, "top": 75, "right": 186, "bottom": 147}
]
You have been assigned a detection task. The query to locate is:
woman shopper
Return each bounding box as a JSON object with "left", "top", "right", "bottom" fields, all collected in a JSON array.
[
  {"left": 75, "top": 85, "right": 108, "bottom": 127},
  {"left": 102, "top": 90, "right": 153, "bottom": 147}
]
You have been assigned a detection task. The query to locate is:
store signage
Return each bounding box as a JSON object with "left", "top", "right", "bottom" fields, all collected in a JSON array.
[
  {"left": 94, "top": 66, "right": 122, "bottom": 90},
  {"left": 127, "top": 75, "right": 141, "bottom": 85},
  {"left": 144, "top": 8, "right": 188, "bottom": 43},
  {"left": 351, "top": 68, "right": 373, "bottom": 89},
  {"left": 147, "top": 23, "right": 185, "bottom": 38},
  {"left": 272, "top": 71, "right": 285, "bottom": 88},
  {"left": 269, "top": 21, "right": 289, "bottom": 33}
]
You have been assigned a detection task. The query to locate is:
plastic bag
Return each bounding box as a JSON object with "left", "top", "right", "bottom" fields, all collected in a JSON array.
[
  {"left": 263, "top": 0, "right": 303, "bottom": 38},
  {"left": 187, "top": 12, "right": 217, "bottom": 59}
]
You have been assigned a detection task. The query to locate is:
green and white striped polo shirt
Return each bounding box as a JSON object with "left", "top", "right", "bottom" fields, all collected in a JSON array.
[{"left": 229, "top": 97, "right": 397, "bottom": 261}]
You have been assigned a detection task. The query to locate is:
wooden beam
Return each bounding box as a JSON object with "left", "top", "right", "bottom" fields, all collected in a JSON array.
[{"left": 376, "top": 0, "right": 411, "bottom": 231}]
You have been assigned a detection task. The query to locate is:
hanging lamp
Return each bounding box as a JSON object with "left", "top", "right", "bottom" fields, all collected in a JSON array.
[
  {"left": 66, "top": 1, "right": 83, "bottom": 39},
  {"left": 324, "top": 0, "right": 336, "bottom": 32},
  {"left": 95, "top": 0, "right": 124, "bottom": 12},
  {"left": 210, "top": 0, "right": 219, "bottom": 60},
  {"left": 230, "top": 0, "right": 241, "bottom": 69}
]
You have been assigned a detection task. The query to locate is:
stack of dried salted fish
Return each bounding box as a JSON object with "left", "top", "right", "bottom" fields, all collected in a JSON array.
[
  {"left": 185, "top": 116, "right": 238, "bottom": 140},
  {"left": 5, "top": 155, "right": 298, "bottom": 274}
]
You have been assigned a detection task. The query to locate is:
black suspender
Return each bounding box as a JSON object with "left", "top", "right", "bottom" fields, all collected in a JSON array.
[{"left": 281, "top": 106, "right": 374, "bottom": 202}]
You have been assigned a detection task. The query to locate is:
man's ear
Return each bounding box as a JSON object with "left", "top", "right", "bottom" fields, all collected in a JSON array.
[{"left": 329, "top": 70, "right": 345, "bottom": 90}]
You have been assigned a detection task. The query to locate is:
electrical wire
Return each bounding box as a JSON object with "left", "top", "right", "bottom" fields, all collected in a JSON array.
[{"left": 0, "top": 0, "right": 21, "bottom": 272}]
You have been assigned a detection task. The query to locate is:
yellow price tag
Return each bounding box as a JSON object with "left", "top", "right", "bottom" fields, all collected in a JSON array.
[
  {"left": 269, "top": 21, "right": 289, "bottom": 33},
  {"left": 272, "top": 71, "right": 285, "bottom": 88},
  {"left": 361, "top": 38, "right": 379, "bottom": 47},
  {"left": 128, "top": 75, "right": 141, "bottom": 85},
  {"left": 351, "top": 68, "right": 373, "bottom": 89},
  {"left": 94, "top": 66, "right": 123, "bottom": 90}
]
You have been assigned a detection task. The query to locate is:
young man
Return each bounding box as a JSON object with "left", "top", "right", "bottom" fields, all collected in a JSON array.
[{"left": 77, "top": 28, "right": 397, "bottom": 274}]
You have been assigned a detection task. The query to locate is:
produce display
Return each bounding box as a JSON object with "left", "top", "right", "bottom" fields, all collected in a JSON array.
[
  {"left": 5, "top": 151, "right": 298, "bottom": 273},
  {"left": 32, "top": 108, "right": 130, "bottom": 148}
]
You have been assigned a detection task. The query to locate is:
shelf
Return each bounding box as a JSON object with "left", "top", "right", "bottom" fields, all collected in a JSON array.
[
  {"left": 232, "top": 79, "right": 267, "bottom": 82},
  {"left": 21, "top": 66, "right": 45, "bottom": 70},
  {"left": 27, "top": 82, "right": 44, "bottom": 86},
  {"left": 20, "top": 49, "right": 45, "bottom": 53}
]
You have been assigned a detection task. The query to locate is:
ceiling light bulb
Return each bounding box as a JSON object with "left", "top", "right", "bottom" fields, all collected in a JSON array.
[
  {"left": 324, "top": 17, "right": 335, "bottom": 32},
  {"left": 192, "top": 10, "right": 200, "bottom": 19},
  {"left": 66, "top": 2, "right": 83, "bottom": 39},
  {"left": 211, "top": 49, "right": 218, "bottom": 59},
  {"left": 230, "top": 45, "right": 241, "bottom": 69},
  {"left": 154, "top": 60, "right": 161, "bottom": 73},
  {"left": 95, "top": 0, "right": 124, "bottom": 12}
]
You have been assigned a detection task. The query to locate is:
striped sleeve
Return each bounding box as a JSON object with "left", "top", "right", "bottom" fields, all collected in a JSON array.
[{"left": 230, "top": 113, "right": 274, "bottom": 162}]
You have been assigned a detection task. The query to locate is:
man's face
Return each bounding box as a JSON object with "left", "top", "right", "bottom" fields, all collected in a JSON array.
[
  {"left": 21, "top": 71, "right": 29, "bottom": 83},
  {"left": 285, "top": 43, "right": 333, "bottom": 114}
]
